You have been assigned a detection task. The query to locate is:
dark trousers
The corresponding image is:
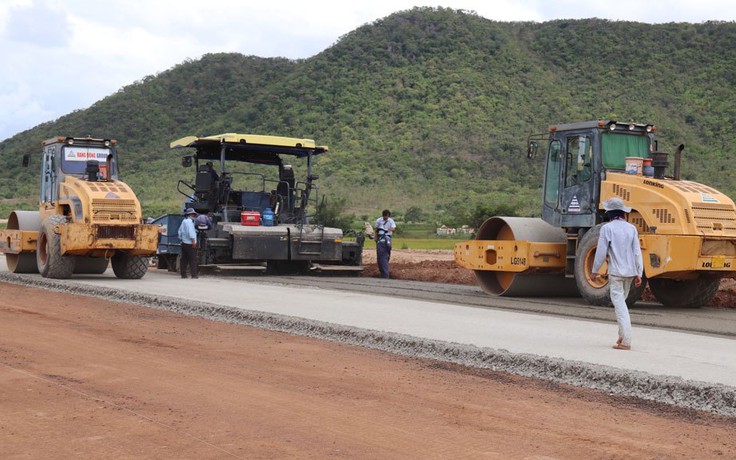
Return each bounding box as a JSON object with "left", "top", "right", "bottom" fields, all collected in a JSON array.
[
  {"left": 180, "top": 243, "right": 198, "bottom": 278},
  {"left": 376, "top": 238, "right": 391, "bottom": 279}
]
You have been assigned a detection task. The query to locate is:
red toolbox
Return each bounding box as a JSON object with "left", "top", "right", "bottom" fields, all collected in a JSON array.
[{"left": 240, "top": 211, "right": 261, "bottom": 226}]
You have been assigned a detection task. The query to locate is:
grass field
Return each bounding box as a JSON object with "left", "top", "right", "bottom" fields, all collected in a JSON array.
[{"left": 356, "top": 222, "right": 473, "bottom": 250}]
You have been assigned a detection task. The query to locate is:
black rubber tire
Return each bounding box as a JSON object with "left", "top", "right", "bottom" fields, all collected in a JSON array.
[
  {"left": 167, "top": 254, "right": 181, "bottom": 273},
  {"left": 648, "top": 278, "right": 720, "bottom": 308},
  {"left": 574, "top": 225, "right": 646, "bottom": 307},
  {"left": 74, "top": 257, "right": 109, "bottom": 274},
  {"left": 36, "top": 215, "right": 75, "bottom": 279},
  {"left": 111, "top": 253, "right": 149, "bottom": 279},
  {"left": 154, "top": 255, "right": 165, "bottom": 270},
  {"left": 153, "top": 254, "right": 177, "bottom": 271},
  {"left": 626, "top": 274, "right": 647, "bottom": 307}
]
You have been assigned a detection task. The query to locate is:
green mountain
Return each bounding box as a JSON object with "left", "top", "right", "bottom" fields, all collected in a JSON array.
[{"left": 1, "top": 7, "right": 735, "bottom": 227}]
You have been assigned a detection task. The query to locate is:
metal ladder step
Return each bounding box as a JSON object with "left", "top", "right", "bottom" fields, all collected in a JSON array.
[
  {"left": 565, "top": 233, "right": 578, "bottom": 278},
  {"left": 297, "top": 225, "right": 325, "bottom": 256}
]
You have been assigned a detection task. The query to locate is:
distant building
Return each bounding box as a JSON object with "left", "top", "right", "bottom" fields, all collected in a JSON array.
[
  {"left": 436, "top": 225, "right": 456, "bottom": 235},
  {"left": 436, "top": 225, "right": 475, "bottom": 236}
]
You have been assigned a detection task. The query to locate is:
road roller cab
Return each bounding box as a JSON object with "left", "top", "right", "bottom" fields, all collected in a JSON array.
[{"left": 455, "top": 120, "right": 736, "bottom": 308}]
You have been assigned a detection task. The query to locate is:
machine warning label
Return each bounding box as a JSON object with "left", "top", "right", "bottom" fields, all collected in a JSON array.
[
  {"left": 567, "top": 195, "right": 581, "bottom": 213},
  {"left": 700, "top": 192, "right": 719, "bottom": 203}
]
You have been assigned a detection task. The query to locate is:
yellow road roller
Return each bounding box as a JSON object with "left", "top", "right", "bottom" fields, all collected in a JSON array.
[
  {"left": 0, "top": 136, "right": 159, "bottom": 279},
  {"left": 455, "top": 120, "right": 736, "bottom": 308}
]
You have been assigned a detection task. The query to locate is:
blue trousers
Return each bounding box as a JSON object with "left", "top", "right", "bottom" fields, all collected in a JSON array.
[{"left": 376, "top": 239, "right": 392, "bottom": 279}]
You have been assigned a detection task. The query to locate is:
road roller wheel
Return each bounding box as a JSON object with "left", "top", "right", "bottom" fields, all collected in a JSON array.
[
  {"left": 574, "top": 225, "right": 646, "bottom": 307},
  {"left": 111, "top": 253, "right": 149, "bottom": 279},
  {"left": 4, "top": 210, "right": 41, "bottom": 273},
  {"left": 6, "top": 253, "right": 37, "bottom": 273},
  {"left": 472, "top": 216, "right": 578, "bottom": 297},
  {"left": 648, "top": 278, "right": 719, "bottom": 308},
  {"left": 36, "top": 215, "right": 75, "bottom": 279}
]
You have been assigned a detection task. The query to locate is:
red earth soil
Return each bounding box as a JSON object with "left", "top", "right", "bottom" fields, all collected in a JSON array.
[{"left": 2, "top": 282, "right": 735, "bottom": 459}]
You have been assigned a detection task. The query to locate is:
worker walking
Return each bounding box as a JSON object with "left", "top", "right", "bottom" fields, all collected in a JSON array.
[
  {"left": 375, "top": 209, "right": 397, "bottom": 279},
  {"left": 591, "top": 198, "right": 643, "bottom": 350},
  {"left": 178, "top": 208, "right": 199, "bottom": 279}
]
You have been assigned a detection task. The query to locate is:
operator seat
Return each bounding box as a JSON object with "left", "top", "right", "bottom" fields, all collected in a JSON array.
[
  {"left": 277, "top": 165, "right": 295, "bottom": 207},
  {"left": 275, "top": 165, "right": 296, "bottom": 223},
  {"left": 193, "top": 165, "right": 220, "bottom": 213}
]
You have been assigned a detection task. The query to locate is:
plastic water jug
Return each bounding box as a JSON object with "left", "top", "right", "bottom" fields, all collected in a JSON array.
[{"left": 262, "top": 208, "right": 274, "bottom": 227}]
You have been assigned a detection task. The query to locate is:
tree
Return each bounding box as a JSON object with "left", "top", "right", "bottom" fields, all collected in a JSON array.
[
  {"left": 404, "top": 206, "right": 426, "bottom": 223},
  {"left": 313, "top": 196, "right": 355, "bottom": 231},
  {"left": 468, "top": 204, "right": 519, "bottom": 230}
]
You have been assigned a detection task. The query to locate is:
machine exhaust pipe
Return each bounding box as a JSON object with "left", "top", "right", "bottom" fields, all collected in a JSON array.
[
  {"left": 85, "top": 160, "right": 100, "bottom": 182},
  {"left": 673, "top": 144, "right": 684, "bottom": 180}
]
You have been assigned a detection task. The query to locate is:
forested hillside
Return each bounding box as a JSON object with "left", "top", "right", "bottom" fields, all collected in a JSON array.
[{"left": 1, "top": 7, "right": 734, "bottom": 226}]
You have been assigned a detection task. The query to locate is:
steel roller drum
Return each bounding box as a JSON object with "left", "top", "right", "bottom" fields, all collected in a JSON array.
[
  {"left": 5, "top": 210, "right": 41, "bottom": 273},
  {"left": 474, "top": 216, "right": 579, "bottom": 297}
]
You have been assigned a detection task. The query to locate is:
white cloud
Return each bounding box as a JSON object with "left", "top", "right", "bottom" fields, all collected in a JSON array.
[
  {"left": 0, "top": 81, "right": 54, "bottom": 138},
  {"left": 531, "top": 0, "right": 736, "bottom": 23},
  {"left": 1, "top": 0, "right": 735, "bottom": 140}
]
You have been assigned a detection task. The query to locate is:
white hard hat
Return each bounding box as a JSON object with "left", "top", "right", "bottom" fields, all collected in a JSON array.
[{"left": 602, "top": 197, "right": 632, "bottom": 213}]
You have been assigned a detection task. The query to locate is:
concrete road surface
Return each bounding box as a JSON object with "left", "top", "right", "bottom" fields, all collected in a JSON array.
[{"left": 1, "top": 255, "right": 735, "bottom": 416}]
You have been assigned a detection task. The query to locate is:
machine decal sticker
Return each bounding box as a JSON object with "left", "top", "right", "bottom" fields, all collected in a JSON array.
[
  {"left": 700, "top": 193, "right": 719, "bottom": 203},
  {"left": 64, "top": 147, "right": 110, "bottom": 162},
  {"left": 643, "top": 179, "right": 665, "bottom": 189},
  {"left": 702, "top": 257, "right": 729, "bottom": 268},
  {"left": 568, "top": 195, "right": 581, "bottom": 213}
]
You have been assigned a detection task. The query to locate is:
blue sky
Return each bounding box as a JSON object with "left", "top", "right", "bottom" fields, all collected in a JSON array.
[{"left": 1, "top": 0, "right": 734, "bottom": 140}]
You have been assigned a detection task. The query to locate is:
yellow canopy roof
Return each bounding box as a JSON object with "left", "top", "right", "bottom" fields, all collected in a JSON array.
[{"left": 170, "top": 133, "right": 323, "bottom": 151}]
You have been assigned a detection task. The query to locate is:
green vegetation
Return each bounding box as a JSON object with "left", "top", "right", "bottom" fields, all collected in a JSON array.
[
  {"left": 397, "top": 238, "right": 462, "bottom": 250},
  {"left": 362, "top": 223, "right": 470, "bottom": 250},
  {"left": 364, "top": 237, "right": 462, "bottom": 251},
  {"left": 1, "top": 8, "right": 735, "bottom": 231}
]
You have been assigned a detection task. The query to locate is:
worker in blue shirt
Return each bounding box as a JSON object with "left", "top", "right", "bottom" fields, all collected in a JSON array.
[
  {"left": 178, "top": 208, "right": 199, "bottom": 279},
  {"left": 375, "top": 209, "right": 397, "bottom": 279}
]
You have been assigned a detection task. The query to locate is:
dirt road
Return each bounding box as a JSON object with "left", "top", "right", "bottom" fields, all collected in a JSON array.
[{"left": 1, "top": 282, "right": 734, "bottom": 459}]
